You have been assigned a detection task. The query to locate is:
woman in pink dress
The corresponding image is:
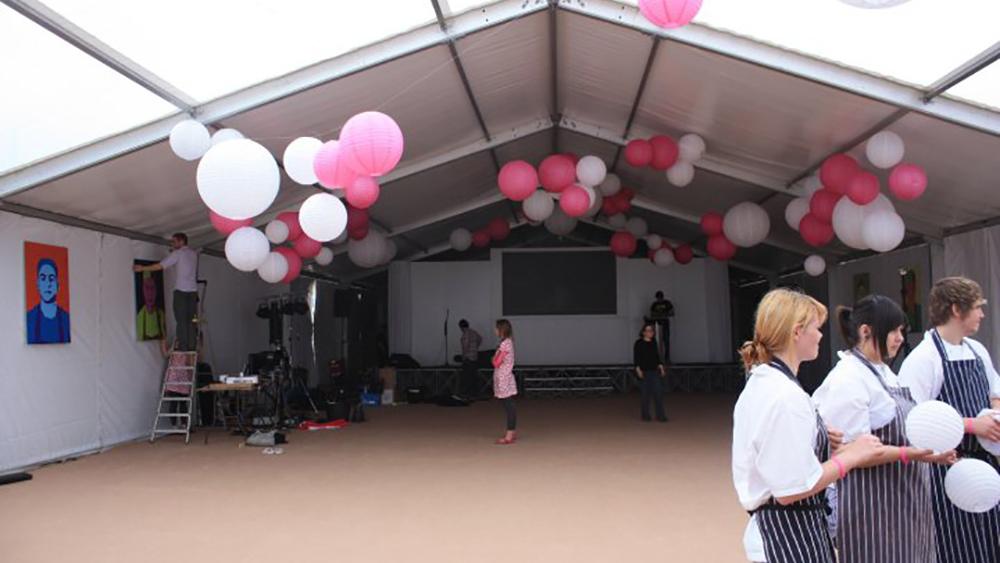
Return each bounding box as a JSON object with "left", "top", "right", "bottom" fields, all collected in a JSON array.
[{"left": 492, "top": 319, "right": 517, "bottom": 445}]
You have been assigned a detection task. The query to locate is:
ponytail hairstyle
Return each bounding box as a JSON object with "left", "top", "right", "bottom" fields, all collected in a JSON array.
[
  {"left": 838, "top": 294, "right": 907, "bottom": 362},
  {"left": 739, "top": 288, "right": 828, "bottom": 371}
]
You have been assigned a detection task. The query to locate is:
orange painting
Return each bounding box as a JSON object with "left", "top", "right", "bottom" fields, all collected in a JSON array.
[{"left": 24, "top": 241, "right": 70, "bottom": 344}]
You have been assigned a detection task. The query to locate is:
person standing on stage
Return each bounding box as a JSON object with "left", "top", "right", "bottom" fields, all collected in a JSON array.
[
  {"left": 733, "top": 288, "right": 884, "bottom": 563},
  {"left": 649, "top": 291, "right": 674, "bottom": 363},
  {"left": 813, "top": 295, "right": 955, "bottom": 563},
  {"left": 898, "top": 277, "right": 1000, "bottom": 563},
  {"left": 634, "top": 323, "right": 667, "bottom": 422},
  {"left": 134, "top": 233, "right": 199, "bottom": 352},
  {"left": 459, "top": 319, "right": 482, "bottom": 399},
  {"left": 492, "top": 319, "right": 517, "bottom": 445}
]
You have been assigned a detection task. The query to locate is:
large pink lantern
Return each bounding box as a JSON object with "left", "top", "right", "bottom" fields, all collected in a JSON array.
[
  {"left": 209, "top": 211, "right": 252, "bottom": 236},
  {"left": 275, "top": 247, "right": 303, "bottom": 284},
  {"left": 559, "top": 185, "right": 591, "bottom": 218},
  {"left": 624, "top": 139, "right": 653, "bottom": 167},
  {"left": 539, "top": 154, "right": 576, "bottom": 193},
  {"left": 313, "top": 140, "right": 360, "bottom": 190},
  {"left": 638, "top": 0, "right": 703, "bottom": 29},
  {"left": 888, "top": 163, "right": 927, "bottom": 201},
  {"left": 820, "top": 154, "right": 860, "bottom": 195},
  {"left": 487, "top": 217, "right": 511, "bottom": 241},
  {"left": 810, "top": 189, "right": 842, "bottom": 224},
  {"left": 800, "top": 214, "right": 835, "bottom": 247},
  {"left": 277, "top": 211, "right": 303, "bottom": 241},
  {"left": 707, "top": 234, "right": 736, "bottom": 261},
  {"left": 674, "top": 243, "right": 694, "bottom": 265},
  {"left": 347, "top": 176, "right": 380, "bottom": 209},
  {"left": 339, "top": 111, "right": 405, "bottom": 177},
  {"left": 610, "top": 231, "right": 638, "bottom": 257},
  {"left": 498, "top": 160, "right": 539, "bottom": 201},
  {"left": 700, "top": 211, "right": 724, "bottom": 236},
  {"left": 848, "top": 171, "right": 880, "bottom": 205},
  {"left": 649, "top": 135, "right": 679, "bottom": 171}
]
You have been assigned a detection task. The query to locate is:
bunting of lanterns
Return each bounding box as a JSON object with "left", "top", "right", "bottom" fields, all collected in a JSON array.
[{"left": 169, "top": 110, "right": 405, "bottom": 282}]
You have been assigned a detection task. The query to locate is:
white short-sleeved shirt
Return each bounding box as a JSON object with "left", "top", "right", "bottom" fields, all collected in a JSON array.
[
  {"left": 813, "top": 351, "right": 900, "bottom": 442},
  {"left": 160, "top": 247, "right": 199, "bottom": 293},
  {"left": 898, "top": 331, "right": 1000, "bottom": 404},
  {"left": 733, "top": 363, "right": 824, "bottom": 561}
]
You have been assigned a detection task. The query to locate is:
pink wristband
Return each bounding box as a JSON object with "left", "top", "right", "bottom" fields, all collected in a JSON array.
[
  {"left": 964, "top": 418, "right": 973, "bottom": 434},
  {"left": 899, "top": 447, "right": 910, "bottom": 465},
  {"left": 832, "top": 455, "right": 847, "bottom": 479}
]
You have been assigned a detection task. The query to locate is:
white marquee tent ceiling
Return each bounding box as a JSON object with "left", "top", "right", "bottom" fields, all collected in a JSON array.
[{"left": 2, "top": 0, "right": 1000, "bottom": 281}]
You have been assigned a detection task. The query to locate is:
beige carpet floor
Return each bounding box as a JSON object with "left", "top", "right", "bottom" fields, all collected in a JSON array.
[{"left": 0, "top": 393, "right": 748, "bottom": 563}]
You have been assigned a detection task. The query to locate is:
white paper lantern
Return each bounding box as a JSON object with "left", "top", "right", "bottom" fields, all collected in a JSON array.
[
  {"left": 315, "top": 246, "right": 334, "bottom": 266},
  {"left": 653, "top": 248, "right": 674, "bottom": 267},
  {"left": 804, "top": 255, "right": 826, "bottom": 277},
  {"left": 382, "top": 239, "right": 398, "bottom": 264},
  {"left": 976, "top": 409, "right": 1000, "bottom": 456},
  {"left": 545, "top": 208, "right": 577, "bottom": 236},
  {"left": 840, "top": 0, "right": 912, "bottom": 9},
  {"left": 626, "top": 217, "right": 648, "bottom": 237},
  {"left": 196, "top": 139, "right": 280, "bottom": 220},
  {"left": 723, "top": 202, "right": 771, "bottom": 248},
  {"left": 299, "top": 193, "right": 348, "bottom": 243},
  {"left": 283, "top": 137, "right": 323, "bottom": 186},
  {"left": 862, "top": 210, "right": 906, "bottom": 253},
  {"left": 450, "top": 228, "right": 472, "bottom": 251},
  {"left": 585, "top": 189, "right": 603, "bottom": 218},
  {"left": 579, "top": 184, "right": 597, "bottom": 208},
  {"left": 802, "top": 175, "right": 825, "bottom": 198},
  {"left": 832, "top": 198, "right": 870, "bottom": 250},
  {"left": 678, "top": 134, "right": 706, "bottom": 162},
  {"left": 265, "top": 219, "right": 290, "bottom": 244},
  {"left": 598, "top": 173, "right": 622, "bottom": 196},
  {"left": 666, "top": 162, "right": 695, "bottom": 187},
  {"left": 608, "top": 213, "right": 628, "bottom": 229},
  {"left": 785, "top": 197, "right": 810, "bottom": 231},
  {"left": 522, "top": 190, "right": 555, "bottom": 222},
  {"left": 866, "top": 131, "right": 905, "bottom": 169},
  {"left": 211, "top": 128, "right": 244, "bottom": 146},
  {"left": 224, "top": 227, "right": 269, "bottom": 272},
  {"left": 169, "top": 119, "right": 211, "bottom": 161},
  {"left": 576, "top": 156, "right": 607, "bottom": 187},
  {"left": 869, "top": 192, "right": 896, "bottom": 214},
  {"left": 906, "top": 400, "right": 965, "bottom": 453},
  {"left": 257, "top": 252, "right": 289, "bottom": 283},
  {"left": 944, "top": 458, "right": 1000, "bottom": 513},
  {"left": 348, "top": 232, "right": 387, "bottom": 268},
  {"left": 646, "top": 234, "right": 663, "bottom": 249}
]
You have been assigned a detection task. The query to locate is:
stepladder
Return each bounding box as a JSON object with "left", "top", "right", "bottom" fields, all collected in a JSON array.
[{"left": 150, "top": 351, "right": 198, "bottom": 444}]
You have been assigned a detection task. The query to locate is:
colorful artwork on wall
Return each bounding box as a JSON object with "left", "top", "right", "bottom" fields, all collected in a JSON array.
[{"left": 24, "top": 241, "right": 70, "bottom": 345}]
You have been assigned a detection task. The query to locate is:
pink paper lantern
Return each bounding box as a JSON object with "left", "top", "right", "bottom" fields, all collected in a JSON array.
[
  {"left": 560, "top": 185, "right": 592, "bottom": 218},
  {"left": 620, "top": 187, "right": 636, "bottom": 201},
  {"left": 707, "top": 234, "right": 736, "bottom": 261},
  {"left": 809, "top": 189, "right": 842, "bottom": 224},
  {"left": 674, "top": 244, "right": 694, "bottom": 265},
  {"left": 613, "top": 193, "right": 632, "bottom": 214},
  {"left": 346, "top": 206, "right": 369, "bottom": 232},
  {"left": 209, "top": 211, "right": 251, "bottom": 236},
  {"left": 313, "top": 140, "right": 360, "bottom": 190},
  {"left": 472, "top": 229, "right": 491, "bottom": 248},
  {"left": 539, "top": 154, "right": 576, "bottom": 193},
  {"left": 487, "top": 217, "right": 511, "bottom": 241},
  {"left": 700, "top": 211, "right": 724, "bottom": 236},
  {"left": 649, "top": 135, "right": 680, "bottom": 171},
  {"left": 339, "top": 111, "right": 404, "bottom": 177},
  {"left": 888, "top": 163, "right": 927, "bottom": 201},
  {"left": 800, "top": 213, "right": 835, "bottom": 247},
  {"left": 820, "top": 154, "right": 860, "bottom": 195},
  {"left": 277, "top": 211, "right": 303, "bottom": 241},
  {"left": 562, "top": 152, "right": 580, "bottom": 165},
  {"left": 610, "top": 231, "right": 638, "bottom": 257},
  {"left": 293, "top": 235, "right": 322, "bottom": 259},
  {"left": 349, "top": 225, "right": 369, "bottom": 241},
  {"left": 498, "top": 160, "right": 539, "bottom": 202},
  {"left": 848, "top": 171, "right": 880, "bottom": 205},
  {"left": 347, "top": 176, "right": 380, "bottom": 209},
  {"left": 275, "top": 247, "right": 303, "bottom": 284},
  {"left": 624, "top": 139, "right": 653, "bottom": 167},
  {"left": 602, "top": 197, "right": 618, "bottom": 216},
  {"left": 638, "top": 0, "right": 703, "bottom": 29}
]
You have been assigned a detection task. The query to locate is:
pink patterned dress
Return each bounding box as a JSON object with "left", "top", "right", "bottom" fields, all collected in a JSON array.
[{"left": 493, "top": 338, "right": 517, "bottom": 399}]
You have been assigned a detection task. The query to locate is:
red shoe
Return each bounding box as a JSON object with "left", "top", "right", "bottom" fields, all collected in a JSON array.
[{"left": 495, "top": 434, "right": 517, "bottom": 445}]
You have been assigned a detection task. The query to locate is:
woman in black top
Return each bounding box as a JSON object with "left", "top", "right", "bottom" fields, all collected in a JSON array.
[{"left": 634, "top": 323, "right": 667, "bottom": 422}]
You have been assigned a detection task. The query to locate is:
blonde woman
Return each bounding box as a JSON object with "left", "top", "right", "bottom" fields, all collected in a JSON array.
[
  {"left": 732, "top": 288, "right": 884, "bottom": 563},
  {"left": 492, "top": 319, "right": 517, "bottom": 445}
]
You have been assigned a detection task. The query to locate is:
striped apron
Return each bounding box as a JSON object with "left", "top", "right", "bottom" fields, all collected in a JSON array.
[
  {"left": 752, "top": 359, "right": 836, "bottom": 563},
  {"left": 836, "top": 350, "right": 936, "bottom": 562},
  {"left": 927, "top": 330, "right": 1000, "bottom": 563}
]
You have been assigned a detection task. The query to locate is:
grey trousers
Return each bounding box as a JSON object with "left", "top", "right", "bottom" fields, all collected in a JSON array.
[{"left": 173, "top": 290, "right": 197, "bottom": 351}]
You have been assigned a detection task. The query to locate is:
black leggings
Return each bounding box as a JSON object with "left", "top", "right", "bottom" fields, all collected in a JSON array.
[{"left": 501, "top": 397, "right": 517, "bottom": 431}]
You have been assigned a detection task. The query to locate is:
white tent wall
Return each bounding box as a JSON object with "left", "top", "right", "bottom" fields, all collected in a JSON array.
[
  {"left": 0, "top": 211, "right": 271, "bottom": 473},
  {"left": 389, "top": 252, "right": 731, "bottom": 367},
  {"left": 944, "top": 225, "right": 1000, "bottom": 357}
]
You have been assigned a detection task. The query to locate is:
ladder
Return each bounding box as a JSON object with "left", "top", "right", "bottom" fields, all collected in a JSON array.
[{"left": 150, "top": 351, "right": 198, "bottom": 444}]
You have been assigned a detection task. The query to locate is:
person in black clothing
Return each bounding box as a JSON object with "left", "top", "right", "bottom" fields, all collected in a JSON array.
[
  {"left": 634, "top": 322, "right": 668, "bottom": 422},
  {"left": 649, "top": 291, "right": 674, "bottom": 363}
]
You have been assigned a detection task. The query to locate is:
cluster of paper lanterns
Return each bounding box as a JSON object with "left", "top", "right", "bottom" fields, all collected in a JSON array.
[
  {"left": 638, "top": 0, "right": 702, "bottom": 29},
  {"left": 696, "top": 201, "right": 769, "bottom": 262},
  {"left": 449, "top": 217, "right": 513, "bottom": 252},
  {"left": 220, "top": 211, "right": 333, "bottom": 284},
  {"left": 624, "top": 133, "right": 705, "bottom": 188},
  {"left": 645, "top": 234, "right": 694, "bottom": 267},
  {"left": 498, "top": 153, "right": 611, "bottom": 224}
]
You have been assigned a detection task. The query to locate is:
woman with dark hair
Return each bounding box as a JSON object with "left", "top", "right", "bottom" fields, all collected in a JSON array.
[
  {"left": 492, "top": 319, "right": 517, "bottom": 445},
  {"left": 634, "top": 323, "right": 667, "bottom": 422},
  {"left": 813, "top": 294, "right": 955, "bottom": 563}
]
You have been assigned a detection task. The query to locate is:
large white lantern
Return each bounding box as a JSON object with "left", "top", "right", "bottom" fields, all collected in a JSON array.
[
  {"left": 977, "top": 409, "right": 1000, "bottom": 456},
  {"left": 785, "top": 197, "right": 810, "bottom": 231},
  {"left": 299, "top": 193, "right": 348, "bottom": 242},
  {"left": 211, "top": 128, "right": 244, "bottom": 146},
  {"left": 314, "top": 246, "right": 334, "bottom": 266},
  {"left": 865, "top": 131, "right": 905, "bottom": 169},
  {"left": 348, "top": 232, "right": 387, "bottom": 268},
  {"left": 597, "top": 173, "right": 622, "bottom": 196},
  {"left": 862, "top": 210, "right": 906, "bottom": 253},
  {"left": 576, "top": 156, "right": 607, "bottom": 187},
  {"left": 224, "top": 227, "right": 269, "bottom": 272},
  {"left": 944, "top": 459, "right": 1000, "bottom": 513},
  {"left": 723, "top": 202, "right": 771, "bottom": 248},
  {"left": 265, "top": 219, "right": 290, "bottom": 244},
  {"left": 257, "top": 251, "right": 289, "bottom": 283},
  {"left": 608, "top": 213, "right": 627, "bottom": 229},
  {"left": 678, "top": 134, "right": 706, "bottom": 162},
  {"left": 450, "top": 228, "right": 472, "bottom": 252},
  {"left": 523, "top": 190, "right": 555, "bottom": 222},
  {"left": 905, "top": 400, "right": 964, "bottom": 453},
  {"left": 666, "top": 162, "right": 695, "bottom": 187},
  {"left": 382, "top": 239, "right": 398, "bottom": 264},
  {"left": 804, "top": 255, "right": 826, "bottom": 277},
  {"left": 832, "top": 198, "right": 870, "bottom": 250},
  {"left": 653, "top": 248, "right": 674, "bottom": 267},
  {"left": 544, "top": 208, "right": 577, "bottom": 236},
  {"left": 626, "top": 217, "right": 648, "bottom": 237},
  {"left": 196, "top": 139, "right": 280, "bottom": 220},
  {"left": 283, "top": 137, "right": 323, "bottom": 186},
  {"left": 169, "top": 119, "right": 211, "bottom": 161}
]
